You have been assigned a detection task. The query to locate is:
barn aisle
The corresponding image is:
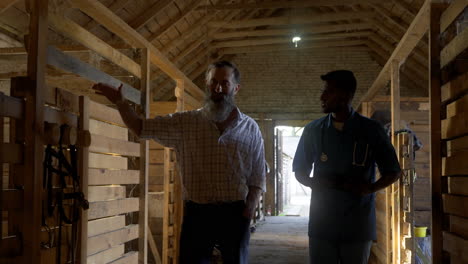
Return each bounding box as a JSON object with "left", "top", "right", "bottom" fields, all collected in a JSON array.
[{"left": 249, "top": 216, "right": 309, "bottom": 264}]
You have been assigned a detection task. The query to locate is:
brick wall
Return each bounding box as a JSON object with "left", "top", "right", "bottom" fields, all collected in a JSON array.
[{"left": 230, "top": 47, "right": 421, "bottom": 117}]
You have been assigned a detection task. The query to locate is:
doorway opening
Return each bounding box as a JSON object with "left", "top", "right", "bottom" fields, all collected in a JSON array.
[{"left": 275, "top": 126, "right": 310, "bottom": 217}]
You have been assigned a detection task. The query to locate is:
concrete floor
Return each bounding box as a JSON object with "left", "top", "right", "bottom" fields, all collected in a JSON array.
[{"left": 249, "top": 216, "right": 309, "bottom": 264}]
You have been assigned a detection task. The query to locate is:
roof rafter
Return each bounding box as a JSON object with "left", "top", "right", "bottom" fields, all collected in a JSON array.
[
  {"left": 197, "top": 0, "right": 382, "bottom": 10},
  {"left": 207, "top": 11, "right": 373, "bottom": 28},
  {"left": 211, "top": 31, "right": 370, "bottom": 48},
  {"left": 128, "top": 0, "right": 173, "bottom": 30},
  {"left": 212, "top": 22, "right": 373, "bottom": 39}
]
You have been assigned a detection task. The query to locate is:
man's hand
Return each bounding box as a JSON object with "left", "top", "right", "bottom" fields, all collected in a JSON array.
[
  {"left": 242, "top": 186, "right": 262, "bottom": 220},
  {"left": 92, "top": 83, "right": 123, "bottom": 104},
  {"left": 242, "top": 199, "right": 257, "bottom": 220}
]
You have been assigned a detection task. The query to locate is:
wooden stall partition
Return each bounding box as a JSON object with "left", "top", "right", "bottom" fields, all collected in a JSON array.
[
  {"left": 362, "top": 97, "right": 430, "bottom": 264},
  {"left": 431, "top": 1, "right": 468, "bottom": 263},
  {"left": 146, "top": 80, "right": 201, "bottom": 264}
]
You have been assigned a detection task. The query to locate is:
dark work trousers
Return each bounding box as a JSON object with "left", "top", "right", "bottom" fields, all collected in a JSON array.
[{"left": 179, "top": 200, "right": 251, "bottom": 264}]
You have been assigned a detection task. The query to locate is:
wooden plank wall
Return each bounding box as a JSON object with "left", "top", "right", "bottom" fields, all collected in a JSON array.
[
  {"left": 86, "top": 101, "right": 141, "bottom": 264},
  {"left": 432, "top": 2, "right": 468, "bottom": 263},
  {"left": 363, "top": 97, "right": 430, "bottom": 264}
]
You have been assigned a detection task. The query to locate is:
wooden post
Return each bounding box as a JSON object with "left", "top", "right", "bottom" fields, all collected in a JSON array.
[
  {"left": 390, "top": 59, "right": 401, "bottom": 264},
  {"left": 22, "top": 0, "right": 48, "bottom": 262},
  {"left": 429, "top": 3, "right": 443, "bottom": 263},
  {"left": 78, "top": 96, "right": 89, "bottom": 264},
  {"left": 139, "top": 48, "right": 150, "bottom": 264}
]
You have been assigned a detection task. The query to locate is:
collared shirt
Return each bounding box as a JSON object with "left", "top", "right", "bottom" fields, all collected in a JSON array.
[
  {"left": 140, "top": 107, "right": 266, "bottom": 204},
  {"left": 293, "top": 109, "right": 401, "bottom": 242}
]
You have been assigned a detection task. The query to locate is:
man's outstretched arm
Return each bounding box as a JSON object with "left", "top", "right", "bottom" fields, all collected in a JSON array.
[{"left": 93, "top": 83, "right": 143, "bottom": 136}]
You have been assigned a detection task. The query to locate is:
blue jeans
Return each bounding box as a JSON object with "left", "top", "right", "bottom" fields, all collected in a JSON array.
[
  {"left": 309, "top": 238, "right": 372, "bottom": 264},
  {"left": 179, "top": 201, "right": 251, "bottom": 264}
]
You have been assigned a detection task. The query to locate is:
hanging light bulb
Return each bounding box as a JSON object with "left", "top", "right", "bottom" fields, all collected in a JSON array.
[{"left": 292, "top": 36, "right": 301, "bottom": 48}]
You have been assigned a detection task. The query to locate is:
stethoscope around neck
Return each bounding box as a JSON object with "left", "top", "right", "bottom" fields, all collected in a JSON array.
[{"left": 319, "top": 121, "right": 369, "bottom": 167}]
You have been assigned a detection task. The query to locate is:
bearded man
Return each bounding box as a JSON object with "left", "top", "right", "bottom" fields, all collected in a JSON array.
[{"left": 93, "top": 60, "right": 266, "bottom": 264}]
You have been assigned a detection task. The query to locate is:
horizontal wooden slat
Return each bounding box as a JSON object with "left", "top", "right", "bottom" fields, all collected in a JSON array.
[
  {"left": 440, "top": 0, "right": 468, "bottom": 32},
  {"left": 0, "top": 189, "right": 22, "bottom": 210},
  {"left": 149, "top": 164, "right": 164, "bottom": 177},
  {"left": 449, "top": 215, "right": 468, "bottom": 239},
  {"left": 89, "top": 101, "right": 125, "bottom": 127},
  {"left": 443, "top": 231, "right": 468, "bottom": 262},
  {"left": 48, "top": 13, "right": 141, "bottom": 78},
  {"left": 0, "top": 143, "right": 22, "bottom": 163},
  {"left": 108, "top": 251, "right": 138, "bottom": 264},
  {"left": 448, "top": 177, "right": 468, "bottom": 196},
  {"left": 87, "top": 244, "right": 124, "bottom": 264},
  {"left": 88, "top": 186, "right": 126, "bottom": 202},
  {"left": 88, "top": 168, "right": 139, "bottom": 185},
  {"left": 89, "top": 133, "right": 139, "bottom": 157},
  {"left": 44, "top": 106, "right": 78, "bottom": 128},
  {"left": 442, "top": 151, "right": 468, "bottom": 176},
  {"left": 442, "top": 113, "right": 468, "bottom": 139},
  {"left": 88, "top": 152, "right": 128, "bottom": 170},
  {"left": 88, "top": 215, "right": 126, "bottom": 237},
  {"left": 0, "top": 236, "right": 21, "bottom": 257},
  {"left": 90, "top": 119, "right": 127, "bottom": 140},
  {"left": 447, "top": 94, "right": 468, "bottom": 118},
  {"left": 149, "top": 149, "right": 164, "bottom": 164},
  {"left": 88, "top": 198, "right": 139, "bottom": 220},
  {"left": 441, "top": 70, "right": 468, "bottom": 103},
  {"left": 443, "top": 194, "right": 468, "bottom": 218},
  {"left": 447, "top": 135, "right": 468, "bottom": 156},
  {"left": 441, "top": 26, "right": 468, "bottom": 68},
  {"left": 87, "top": 224, "right": 139, "bottom": 255},
  {"left": 0, "top": 92, "right": 23, "bottom": 119},
  {"left": 47, "top": 46, "right": 140, "bottom": 104}
]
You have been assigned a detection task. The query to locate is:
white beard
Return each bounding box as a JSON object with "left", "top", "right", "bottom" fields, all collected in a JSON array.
[{"left": 203, "top": 91, "right": 236, "bottom": 122}]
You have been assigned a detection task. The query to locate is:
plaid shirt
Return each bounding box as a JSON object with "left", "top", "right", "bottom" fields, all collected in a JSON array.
[{"left": 140, "top": 107, "right": 266, "bottom": 203}]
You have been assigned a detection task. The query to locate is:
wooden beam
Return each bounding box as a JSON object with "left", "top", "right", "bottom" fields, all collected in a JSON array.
[
  {"left": 78, "top": 96, "right": 89, "bottom": 263},
  {"left": 0, "top": 189, "right": 23, "bottom": 210},
  {"left": 0, "top": 143, "right": 23, "bottom": 163},
  {"left": 219, "top": 40, "right": 366, "bottom": 54},
  {"left": 138, "top": 47, "right": 150, "bottom": 264},
  {"left": 366, "top": 42, "right": 426, "bottom": 91},
  {"left": 88, "top": 168, "right": 140, "bottom": 185},
  {"left": 87, "top": 245, "right": 125, "bottom": 264},
  {"left": 69, "top": 0, "right": 205, "bottom": 101},
  {"left": 109, "top": 251, "right": 138, "bottom": 264},
  {"left": 88, "top": 198, "right": 139, "bottom": 220},
  {"left": 88, "top": 216, "right": 126, "bottom": 237},
  {"left": 443, "top": 231, "right": 468, "bottom": 262},
  {"left": 0, "top": 0, "right": 19, "bottom": 14},
  {"left": 46, "top": 46, "right": 141, "bottom": 104},
  {"left": 48, "top": 12, "right": 141, "bottom": 78},
  {"left": 441, "top": 26, "right": 468, "bottom": 68},
  {"left": 357, "top": 0, "right": 430, "bottom": 106},
  {"left": 441, "top": 71, "right": 468, "bottom": 103},
  {"left": 89, "top": 133, "right": 140, "bottom": 156},
  {"left": 159, "top": 12, "right": 219, "bottom": 54},
  {"left": 83, "top": 0, "right": 131, "bottom": 32},
  {"left": 440, "top": 0, "right": 468, "bottom": 33},
  {"left": 208, "top": 11, "right": 373, "bottom": 28},
  {"left": 128, "top": 0, "right": 172, "bottom": 30},
  {"left": 89, "top": 101, "right": 125, "bottom": 127},
  {"left": 213, "top": 22, "right": 372, "bottom": 39},
  {"left": 146, "top": 0, "right": 203, "bottom": 42},
  {"left": 88, "top": 186, "right": 126, "bottom": 202},
  {"left": 198, "top": 0, "right": 382, "bottom": 10},
  {"left": 23, "top": 0, "right": 48, "bottom": 262},
  {"left": 429, "top": 3, "right": 444, "bottom": 263},
  {"left": 87, "top": 225, "right": 139, "bottom": 255},
  {"left": 212, "top": 31, "right": 370, "bottom": 48}
]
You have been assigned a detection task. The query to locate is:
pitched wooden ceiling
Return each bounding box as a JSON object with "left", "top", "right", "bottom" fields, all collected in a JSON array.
[{"left": 0, "top": 0, "right": 428, "bottom": 101}]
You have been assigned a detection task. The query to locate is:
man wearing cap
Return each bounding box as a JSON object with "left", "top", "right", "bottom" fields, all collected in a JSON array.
[{"left": 293, "top": 70, "right": 401, "bottom": 263}]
